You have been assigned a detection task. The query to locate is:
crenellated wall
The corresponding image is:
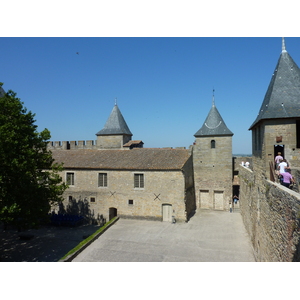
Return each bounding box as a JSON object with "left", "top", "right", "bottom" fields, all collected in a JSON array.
[
  {"left": 239, "top": 165, "right": 300, "bottom": 261},
  {"left": 47, "top": 140, "right": 98, "bottom": 150}
]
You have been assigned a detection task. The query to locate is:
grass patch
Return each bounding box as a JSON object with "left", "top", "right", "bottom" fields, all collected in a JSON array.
[{"left": 58, "top": 217, "right": 118, "bottom": 261}]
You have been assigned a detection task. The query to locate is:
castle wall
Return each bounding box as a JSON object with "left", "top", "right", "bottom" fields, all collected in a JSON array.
[
  {"left": 239, "top": 165, "right": 300, "bottom": 261},
  {"left": 54, "top": 168, "right": 190, "bottom": 223},
  {"left": 47, "top": 135, "right": 133, "bottom": 151},
  {"left": 47, "top": 140, "right": 98, "bottom": 150}
]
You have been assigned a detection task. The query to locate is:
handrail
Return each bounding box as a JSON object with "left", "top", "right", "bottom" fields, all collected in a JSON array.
[{"left": 269, "top": 161, "right": 276, "bottom": 182}]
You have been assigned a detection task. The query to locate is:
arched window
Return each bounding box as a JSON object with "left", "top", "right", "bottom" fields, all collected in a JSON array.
[{"left": 211, "top": 140, "right": 216, "bottom": 148}]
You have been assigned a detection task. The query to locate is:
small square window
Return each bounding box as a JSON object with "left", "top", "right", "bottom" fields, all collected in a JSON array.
[
  {"left": 90, "top": 197, "right": 96, "bottom": 203},
  {"left": 128, "top": 199, "right": 134, "bottom": 205}
]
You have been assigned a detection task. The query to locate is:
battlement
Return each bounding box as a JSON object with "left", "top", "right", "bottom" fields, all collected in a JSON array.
[{"left": 47, "top": 140, "right": 98, "bottom": 150}]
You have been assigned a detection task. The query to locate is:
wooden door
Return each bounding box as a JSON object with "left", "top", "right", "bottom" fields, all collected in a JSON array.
[{"left": 162, "top": 204, "right": 172, "bottom": 222}]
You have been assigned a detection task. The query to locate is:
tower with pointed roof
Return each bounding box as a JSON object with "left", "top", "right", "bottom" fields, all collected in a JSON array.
[
  {"left": 96, "top": 104, "right": 133, "bottom": 149},
  {"left": 0, "top": 83, "right": 5, "bottom": 98},
  {"left": 249, "top": 38, "right": 300, "bottom": 179},
  {"left": 193, "top": 93, "right": 234, "bottom": 211}
]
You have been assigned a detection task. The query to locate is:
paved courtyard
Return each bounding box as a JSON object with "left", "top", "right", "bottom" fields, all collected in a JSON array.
[
  {"left": 73, "top": 209, "right": 255, "bottom": 262},
  {"left": 0, "top": 223, "right": 101, "bottom": 262}
]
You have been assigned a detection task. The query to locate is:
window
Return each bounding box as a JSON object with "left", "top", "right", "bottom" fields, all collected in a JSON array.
[
  {"left": 128, "top": 199, "right": 134, "bottom": 205},
  {"left": 90, "top": 197, "right": 96, "bottom": 203},
  {"left": 134, "top": 174, "right": 144, "bottom": 188},
  {"left": 211, "top": 140, "right": 216, "bottom": 148},
  {"left": 98, "top": 173, "right": 108, "bottom": 187},
  {"left": 66, "top": 172, "right": 74, "bottom": 185}
]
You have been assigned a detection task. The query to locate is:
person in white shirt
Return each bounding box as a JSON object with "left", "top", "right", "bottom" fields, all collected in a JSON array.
[{"left": 278, "top": 159, "right": 288, "bottom": 174}]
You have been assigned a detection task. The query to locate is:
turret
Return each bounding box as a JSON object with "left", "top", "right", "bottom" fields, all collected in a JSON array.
[
  {"left": 193, "top": 92, "right": 233, "bottom": 211},
  {"left": 96, "top": 103, "right": 133, "bottom": 149}
]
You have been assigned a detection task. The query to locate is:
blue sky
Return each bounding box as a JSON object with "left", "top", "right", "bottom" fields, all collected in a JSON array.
[{"left": 1, "top": 37, "right": 299, "bottom": 154}]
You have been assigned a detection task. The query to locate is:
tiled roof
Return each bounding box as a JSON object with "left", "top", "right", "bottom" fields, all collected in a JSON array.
[
  {"left": 250, "top": 40, "right": 300, "bottom": 129},
  {"left": 51, "top": 148, "right": 191, "bottom": 170},
  {"left": 123, "top": 140, "right": 144, "bottom": 147},
  {"left": 96, "top": 104, "right": 132, "bottom": 136},
  {"left": 194, "top": 103, "right": 233, "bottom": 137}
]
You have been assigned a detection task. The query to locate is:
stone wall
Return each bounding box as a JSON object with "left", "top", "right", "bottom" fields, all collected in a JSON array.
[
  {"left": 239, "top": 165, "right": 300, "bottom": 261},
  {"left": 54, "top": 168, "right": 192, "bottom": 223},
  {"left": 97, "top": 135, "right": 131, "bottom": 149}
]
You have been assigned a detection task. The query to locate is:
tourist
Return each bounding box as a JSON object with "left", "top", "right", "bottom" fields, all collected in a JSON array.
[
  {"left": 274, "top": 152, "right": 283, "bottom": 169},
  {"left": 233, "top": 195, "right": 239, "bottom": 204},
  {"left": 278, "top": 158, "right": 289, "bottom": 174},
  {"left": 280, "top": 169, "right": 295, "bottom": 188}
]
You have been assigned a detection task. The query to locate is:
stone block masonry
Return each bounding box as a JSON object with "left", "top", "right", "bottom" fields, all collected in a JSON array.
[
  {"left": 239, "top": 165, "right": 300, "bottom": 261},
  {"left": 54, "top": 169, "right": 193, "bottom": 223}
]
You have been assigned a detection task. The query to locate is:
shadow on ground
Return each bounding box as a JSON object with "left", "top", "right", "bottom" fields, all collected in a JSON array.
[{"left": 0, "top": 224, "right": 100, "bottom": 262}]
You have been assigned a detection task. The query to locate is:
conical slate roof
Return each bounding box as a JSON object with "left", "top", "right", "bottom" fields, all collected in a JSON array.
[
  {"left": 194, "top": 99, "right": 233, "bottom": 137},
  {"left": 250, "top": 38, "right": 300, "bottom": 129},
  {"left": 0, "top": 85, "right": 5, "bottom": 97},
  {"left": 96, "top": 104, "right": 132, "bottom": 136}
]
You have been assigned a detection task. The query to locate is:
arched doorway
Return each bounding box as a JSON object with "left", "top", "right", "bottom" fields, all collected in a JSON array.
[{"left": 109, "top": 207, "right": 117, "bottom": 220}]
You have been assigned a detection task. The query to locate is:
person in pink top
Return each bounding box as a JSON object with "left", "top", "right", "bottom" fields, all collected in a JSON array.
[
  {"left": 275, "top": 152, "right": 283, "bottom": 169},
  {"left": 281, "top": 170, "right": 294, "bottom": 188}
]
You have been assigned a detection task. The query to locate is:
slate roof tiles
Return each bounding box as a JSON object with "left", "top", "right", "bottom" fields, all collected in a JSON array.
[
  {"left": 194, "top": 102, "right": 233, "bottom": 137},
  {"left": 96, "top": 104, "right": 132, "bottom": 136},
  {"left": 250, "top": 39, "right": 300, "bottom": 129}
]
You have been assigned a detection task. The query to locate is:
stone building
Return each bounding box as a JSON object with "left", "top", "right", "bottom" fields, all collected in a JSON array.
[
  {"left": 49, "top": 88, "right": 234, "bottom": 222},
  {"left": 50, "top": 103, "right": 197, "bottom": 223},
  {"left": 192, "top": 95, "right": 233, "bottom": 211}
]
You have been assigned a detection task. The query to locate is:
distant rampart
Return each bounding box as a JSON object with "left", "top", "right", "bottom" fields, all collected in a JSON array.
[{"left": 47, "top": 140, "right": 98, "bottom": 150}]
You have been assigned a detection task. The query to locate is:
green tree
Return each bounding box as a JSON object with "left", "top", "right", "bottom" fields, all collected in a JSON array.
[{"left": 0, "top": 84, "right": 67, "bottom": 229}]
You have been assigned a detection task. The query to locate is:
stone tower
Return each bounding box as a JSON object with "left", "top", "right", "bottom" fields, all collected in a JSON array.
[
  {"left": 249, "top": 38, "right": 300, "bottom": 179},
  {"left": 96, "top": 103, "right": 133, "bottom": 149},
  {"left": 193, "top": 94, "right": 234, "bottom": 211}
]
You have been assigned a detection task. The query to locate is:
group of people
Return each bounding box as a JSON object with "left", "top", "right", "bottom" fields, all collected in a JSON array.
[{"left": 274, "top": 152, "right": 295, "bottom": 188}]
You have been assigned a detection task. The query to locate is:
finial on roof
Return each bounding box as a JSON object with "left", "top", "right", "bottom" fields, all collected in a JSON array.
[
  {"left": 115, "top": 97, "right": 117, "bottom": 106},
  {"left": 212, "top": 88, "right": 215, "bottom": 106},
  {"left": 282, "top": 37, "right": 287, "bottom": 53}
]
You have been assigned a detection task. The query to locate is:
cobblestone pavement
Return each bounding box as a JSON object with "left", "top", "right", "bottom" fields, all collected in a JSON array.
[{"left": 73, "top": 209, "right": 255, "bottom": 262}]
